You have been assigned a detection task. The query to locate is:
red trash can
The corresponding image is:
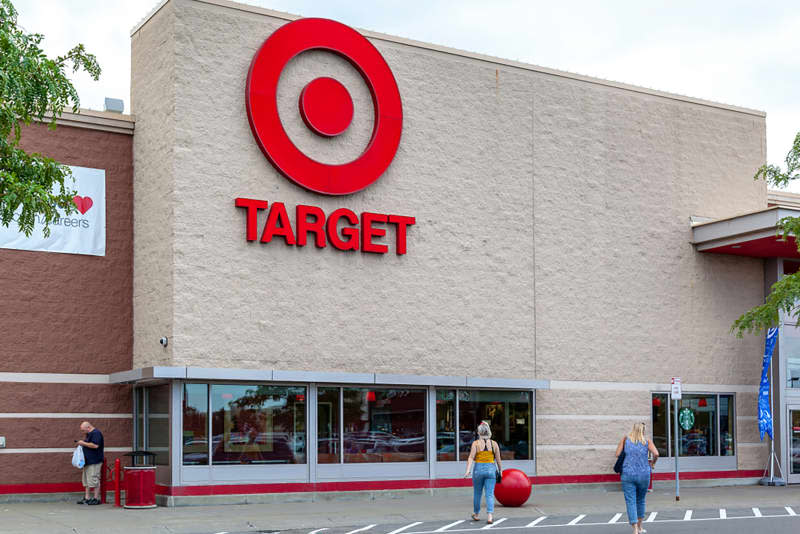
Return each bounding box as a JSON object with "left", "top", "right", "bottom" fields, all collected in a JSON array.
[{"left": 123, "top": 466, "right": 157, "bottom": 509}]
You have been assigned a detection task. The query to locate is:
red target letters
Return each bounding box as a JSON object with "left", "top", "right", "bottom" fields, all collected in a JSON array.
[{"left": 235, "top": 198, "right": 414, "bottom": 255}]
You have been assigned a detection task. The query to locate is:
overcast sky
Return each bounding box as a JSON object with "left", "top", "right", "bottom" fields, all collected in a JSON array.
[{"left": 13, "top": 0, "right": 800, "bottom": 187}]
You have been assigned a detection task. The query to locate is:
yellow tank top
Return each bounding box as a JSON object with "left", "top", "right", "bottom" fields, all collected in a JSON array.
[{"left": 475, "top": 440, "right": 495, "bottom": 463}]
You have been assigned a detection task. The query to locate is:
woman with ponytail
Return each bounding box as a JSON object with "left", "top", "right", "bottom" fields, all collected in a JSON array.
[{"left": 463, "top": 421, "right": 503, "bottom": 524}]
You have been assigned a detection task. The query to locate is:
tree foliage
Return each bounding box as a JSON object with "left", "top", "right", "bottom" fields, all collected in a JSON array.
[
  {"left": 0, "top": 0, "right": 101, "bottom": 237},
  {"left": 732, "top": 131, "right": 800, "bottom": 337}
]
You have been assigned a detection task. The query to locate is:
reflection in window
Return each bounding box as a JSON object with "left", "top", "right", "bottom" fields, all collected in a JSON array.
[
  {"left": 651, "top": 393, "right": 668, "bottom": 457},
  {"left": 674, "top": 395, "right": 716, "bottom": 456},
  {"left": 652, "top": 393, "right": 737, "bottom": 457},
  {"left": 458, "top": 390, "right": 531, "bottom": 461},
  {"left": 147, "top": 384, "right": 171, "bottom": 466},
  {"left": 211, "top": 385, "right": 306, "bottom": 464},
  {"left": 783, "top": 324, "right": 800, "bottom": 388},
  {"left": 436, "top": 390, "right": 456, "bottom": 461},
  {"left": 791, "top": 410, "right": 800, "bottom": 475},
  {"left": 183, "top": 384, "right": 208, "bottom": 465},
  {"left": 317, "top": 387, "right": 340, "bottom": 464},
  {"left": 343, "top": 388, "right": 426, "bottom": 463},
  {"left": 720, "top": 395, "right": 734, "bottom": 456}
]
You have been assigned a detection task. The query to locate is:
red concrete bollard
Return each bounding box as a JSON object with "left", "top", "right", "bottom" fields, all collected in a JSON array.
[{"left": 494, "top": 468, "right": 532, "bottom": 507}]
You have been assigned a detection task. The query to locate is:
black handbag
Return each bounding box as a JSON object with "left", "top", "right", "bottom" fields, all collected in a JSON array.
[
  {"left": 493, "top": 441, "right": 502, "bottom": 483},
  {"left": 613, "top": 450, "right": 625, "bottom": 474}
]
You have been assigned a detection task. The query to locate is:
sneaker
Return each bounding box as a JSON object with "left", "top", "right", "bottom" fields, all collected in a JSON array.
[
  {"left": 87, "top": 498, "right": 101, "bottom": 505},
  {"left": 76, "top": 498, "right": 89, "bottom": 504}
]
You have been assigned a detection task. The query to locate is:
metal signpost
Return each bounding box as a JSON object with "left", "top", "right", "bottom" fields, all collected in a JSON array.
[{"left": 671, "top": 377, "right": 682, "bottom": 501}]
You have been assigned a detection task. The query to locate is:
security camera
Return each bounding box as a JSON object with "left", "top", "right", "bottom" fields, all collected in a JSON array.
[{"left": 159, "top": 337, "right": 168, "bottom": 347}]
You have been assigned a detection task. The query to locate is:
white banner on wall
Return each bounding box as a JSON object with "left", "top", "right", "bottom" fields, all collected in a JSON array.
[{"left": 0, "top": 165, "right": 106, "bottom": 256}]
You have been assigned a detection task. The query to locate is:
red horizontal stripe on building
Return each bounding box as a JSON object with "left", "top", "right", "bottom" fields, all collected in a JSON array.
[
  {"left": 0, "top": 470, "right": 764, "bottom": 496},
  {"left": 152, "top": 470, "right": 764, "bottom": 496}
]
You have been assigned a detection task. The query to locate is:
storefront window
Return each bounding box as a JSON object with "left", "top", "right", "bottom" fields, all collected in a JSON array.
[
  {"left": 147, "top": 384, "right": 170, "bottom": 466},
  {"left": 674, "top": 394, "right": 716, "bottom": 456},
  {"left": 436, "top": 390, "right": 456, "bottom": 461},
  {"left": 783, "top": 324, "right": 800, "bottom": 388},
  {"left": 458, "top": 390, "right": 531, "bottom": 461},
  {"left": 654, "top": 393, "right": 732, "bottom": 457},
  {"left": 720, "top": 395, "right": 734, "bottom": 456},
  {"left": 211, "top": 385, "right": 306, "bottom": 464},
  {"left": 791, "top": 410, "right": 800, "bottom": 475},
  {"left": 183, "top": 384, "right": 208, "bottom": 465},
  {"left": 317, "top": 387, "right": 340, "bottom": 464},
  {"left": 342, "top": 388, "right": 426, "bottom": 463},
  {"left": 651, "top": 393, "right": 668, "bottom": 457}
]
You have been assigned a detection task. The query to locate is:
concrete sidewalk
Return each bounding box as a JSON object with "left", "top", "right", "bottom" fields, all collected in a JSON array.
[{"left": 1, "top": 485, "right": 799, "bottom": 534}]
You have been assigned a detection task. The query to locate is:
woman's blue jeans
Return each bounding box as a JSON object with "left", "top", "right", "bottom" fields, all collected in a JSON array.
[
  {"left": 621, "top": 473, "right": 650, "bottom": 524},
  {"left": 472, "top": 463, "right": 497, "bottom": 514}
]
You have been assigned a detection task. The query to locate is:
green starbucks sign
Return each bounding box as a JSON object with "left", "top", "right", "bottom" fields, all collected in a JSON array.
[{"left": 678, "top": 407, "right": 695, "bottom": 430}]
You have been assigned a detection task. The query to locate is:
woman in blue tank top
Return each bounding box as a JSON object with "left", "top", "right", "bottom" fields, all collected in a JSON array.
[{"left": 615, "top": 423, "right": 659, "bottom": 534}]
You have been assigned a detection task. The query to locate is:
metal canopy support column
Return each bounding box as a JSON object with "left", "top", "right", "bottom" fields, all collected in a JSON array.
[
  {"left": 170, "top": 380, "right": 182, "bottom": 487},
  {"left": 308, "top": 384, "right": 318, "bottom": 483},
  {"left": 427, "top": 386, "right": 436, "bottom": 479}
]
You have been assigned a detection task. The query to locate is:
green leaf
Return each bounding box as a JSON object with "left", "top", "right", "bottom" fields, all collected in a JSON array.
[
  {"left": 0, "top": 0, "right": 100, "bottom": 237},
  {"left": 733, "top": 133, "right": 800, "bottom": 337}
]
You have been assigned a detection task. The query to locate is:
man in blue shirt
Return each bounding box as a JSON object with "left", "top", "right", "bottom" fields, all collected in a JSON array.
[{"left": 76, "top": 421, "right": 104, "bottom": 505}]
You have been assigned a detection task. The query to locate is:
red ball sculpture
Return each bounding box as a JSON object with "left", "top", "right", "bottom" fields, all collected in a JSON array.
[{"left": 494, "top": 468, "right": 532, "bottom": 507}]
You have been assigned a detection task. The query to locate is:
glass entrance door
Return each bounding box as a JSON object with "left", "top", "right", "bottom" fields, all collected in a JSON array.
[{"left": 790, "top": 408, "right": 800, "bottom": 484}]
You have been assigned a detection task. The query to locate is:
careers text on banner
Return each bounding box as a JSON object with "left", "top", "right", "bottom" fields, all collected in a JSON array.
[{"left": 0, "top": 166, "right": 106, "bottom": 256}]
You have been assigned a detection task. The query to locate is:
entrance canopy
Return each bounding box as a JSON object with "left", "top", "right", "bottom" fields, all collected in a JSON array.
[{"left": 693, "top": 206, "right": 800, "bottom": 259}]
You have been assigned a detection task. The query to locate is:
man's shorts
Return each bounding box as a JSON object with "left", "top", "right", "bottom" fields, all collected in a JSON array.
[{"left": 82, "top": 462, "right": 102, "bottom": 488}]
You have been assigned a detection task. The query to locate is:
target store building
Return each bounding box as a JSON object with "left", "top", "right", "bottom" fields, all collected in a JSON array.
[{"left": 2, "top": 0, "right": 790, "bottom": 504}]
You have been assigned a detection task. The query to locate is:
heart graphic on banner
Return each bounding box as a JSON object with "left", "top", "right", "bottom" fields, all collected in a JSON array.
[{"left": 72, "top": 195, "right": 93, "bottom": 215}]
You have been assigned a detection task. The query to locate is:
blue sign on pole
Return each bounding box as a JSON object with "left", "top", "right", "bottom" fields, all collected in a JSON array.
[{"left": 758, "top": 327, "right": 779, "bottom": 441}]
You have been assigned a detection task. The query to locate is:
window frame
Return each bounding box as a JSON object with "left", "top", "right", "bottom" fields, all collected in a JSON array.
[
  {"left": 651, "top": 391, "right": 736, "bottom": 463},
  {"left": 328, "top": 385, "right": 429, "bottom": 465},
  {"left": 176, "top": 381, "right": 537, "bottom": 484},
  {"left": 207, "top": 382, "right": 309, "bottom": 466},
  {"left": 428, "top": 388, "right": 533, "bottom": 463}
]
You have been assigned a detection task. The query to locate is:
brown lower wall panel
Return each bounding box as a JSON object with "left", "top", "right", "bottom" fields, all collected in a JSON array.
[
  {"left": 0, "top": 451, "right": 130, "bottom": 485},
  {"left": 0, "top": 418, "right": 132, "bottom": 449},
  {"left": 1, "top": 122, "right": 133, "bottom": 374},
  {"left": 0, "top": 383, "right": 131, "bottom": 413}
]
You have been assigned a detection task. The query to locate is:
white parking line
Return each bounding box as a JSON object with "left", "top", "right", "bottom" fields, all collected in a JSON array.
[
  {"left": 345, "top": 525, "right": 376, "bottom": 534},
  {"left": 608, "top": 513, "right": 622, "bottom": 524},
  {"left": 786, "top": 506, "right": 797, "bottom": 516},
  {"left": 752, "top": 508, "right": 762, "bottom": 517},
  {"left": 387, "top": 523, "right": 423, "bottom": 534},
  {"left": 525, "top": 517, "right": 546, "bottom": 527},
  {"left": 683, "top": 510, "right": 692, "bottom": 521},
  {"left": 308, "top": 530, "right": 328, "bottom": 534},
  {"left": 645, "top": 512, "right": 657, "bottom": 523},
  {"left": 435, "top": 520, "right": 465, "bottom": 532},
  {"left": 481, "top": 518, "right": 507, "bottom": 529},
  {"left": 567, "top": 515, "right": 586, "bottom": 526},
  {"left": 390, "top": 510, "right": 800, "bottom": 534}
]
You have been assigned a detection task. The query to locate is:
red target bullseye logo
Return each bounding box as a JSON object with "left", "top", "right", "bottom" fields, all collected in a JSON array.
[{"left": 246, "top": 18, "right": 403, "bottom": 195}]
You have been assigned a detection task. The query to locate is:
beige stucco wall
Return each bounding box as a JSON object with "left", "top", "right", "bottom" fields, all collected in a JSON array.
[
  {"left": 131, "top": 0, "right": 769, "bottom": 475},
  {"left": 131, "top": 2, "right": 177, "bottom": 367},
  {"left": 136, "top": 0, "right": 536, "bottom": 375}
]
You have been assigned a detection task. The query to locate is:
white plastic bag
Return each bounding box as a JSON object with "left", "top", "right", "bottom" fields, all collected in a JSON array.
[{"left": 72, "top": 445, "right": 85, "bottom": 469}]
